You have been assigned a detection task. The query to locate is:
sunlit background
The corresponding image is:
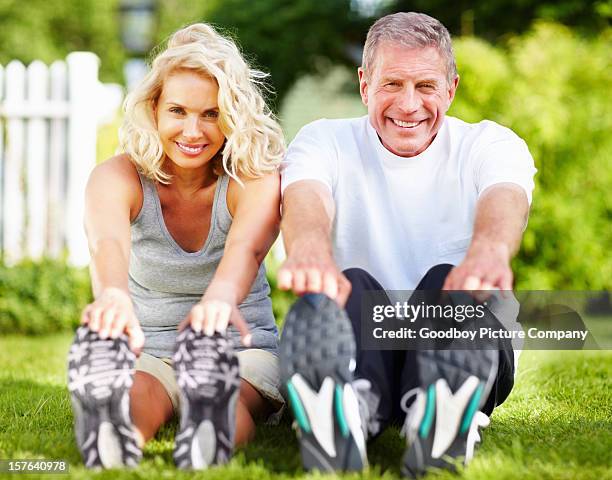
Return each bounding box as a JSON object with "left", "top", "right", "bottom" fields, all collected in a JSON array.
[{"left": 0, "top": 0, "right": 610, "bottom": 334}]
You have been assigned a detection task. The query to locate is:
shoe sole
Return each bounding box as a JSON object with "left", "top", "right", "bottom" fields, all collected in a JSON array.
[
  {"left": 173, "top": 327, "right": 240, "bottom": 469},
  {"left": 279, "top": 293, "right": 367, "bottom": 472},
  {"left": 402, "top": 348, "right": 498, "bottom": 478},
  {"left": 67, "top": 326, "right": 142, "bottom": 468}
]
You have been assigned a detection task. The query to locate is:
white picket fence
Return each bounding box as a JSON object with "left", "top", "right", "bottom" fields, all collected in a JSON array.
[{"left": 0, "top": 52, "right": 123, "bottom": 266}]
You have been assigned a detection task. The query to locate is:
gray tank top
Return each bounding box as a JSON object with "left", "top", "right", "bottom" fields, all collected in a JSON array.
[{"left": 128, "top": 172, "right": 278, "bottom": 358}]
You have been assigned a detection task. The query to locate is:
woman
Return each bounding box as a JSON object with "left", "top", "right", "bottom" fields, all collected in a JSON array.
[{"left": 67, "top": 23, "right": 285, "bottom": 469}]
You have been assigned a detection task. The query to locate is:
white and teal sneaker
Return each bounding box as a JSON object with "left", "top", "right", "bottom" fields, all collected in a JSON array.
[
  {"left": 400, "top": 349, "right": 498, "bottom": 477},
  {"left": 279, "top": 294, "right": 368, "bottom": 473}
]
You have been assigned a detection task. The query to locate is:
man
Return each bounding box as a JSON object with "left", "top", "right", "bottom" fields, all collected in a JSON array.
[{"left": 277, "top": 11, "right": 536, "bottom": 477}]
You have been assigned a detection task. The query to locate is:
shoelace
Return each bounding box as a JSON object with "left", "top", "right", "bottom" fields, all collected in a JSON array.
[
  {"left": 399, "top": 387, "right": 422, "bottom": 443},
  {"left": 351, "top": 378, "right": 381, "bottom": 438},
  {"left": 465, "top": 411, "right": 490, "bottom": 462},
  {"left": 399, "top": 386, "right": 490, "bottom": 464}
]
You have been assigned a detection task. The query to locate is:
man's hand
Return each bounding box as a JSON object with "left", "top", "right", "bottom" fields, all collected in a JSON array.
[
  {"left": 280, "top": 180, "right": 351, "bottom": 306},
  {"left": 277, "top": 239, "right": 351, "bottom": 306},
  {"left": 443, "top": 239, "right": 513, "bottom": 292},
  {"left": 444, "top": 184, "right": 529, "bottom": 294}
]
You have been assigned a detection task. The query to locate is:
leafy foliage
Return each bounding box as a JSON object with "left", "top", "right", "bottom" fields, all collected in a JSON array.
[
  {"left": 0, "top": 259, "right": 91, "bottom": 334},
  {"left": 386, "top": 0, "right": 611, "bottom": 39},
  {"left": 0, "top": 0, "right": 126, "bottom": 82},
  {"left": 450, "top": 23, "right": 612, "bottom": 289}
]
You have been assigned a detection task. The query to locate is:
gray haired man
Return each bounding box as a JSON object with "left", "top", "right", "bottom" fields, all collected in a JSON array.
[{"left": 277, "top": 12, "right": 536, "bottom": 477}]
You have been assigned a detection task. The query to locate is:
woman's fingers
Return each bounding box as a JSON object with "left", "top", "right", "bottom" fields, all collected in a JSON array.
[
  {"left": 188, "top": 301, "right": 250, "bottom": 346},
  {"left": 125, "top": 319, "right": 145, "bottom": 354},
  {"left": 109, "top": 310, "right": 128, "bottom": 339},
  {"left": 99, "top": 307, "right": 116, "bottom": 338},
  {"left": 189, "top": 303, "right": 206, "bottom": 333},
  {"left": 214, "top": 303, "right": 232, "bottom": 334},
  {"left": 89, "top": 306, "right": 103, "bottom": 331},
  {"left": 202, "top": 301, "right": 231, "bottom": 336},
  {"left": 203, "top": 302, "right": 218, "bottom": 336},
  {"left": 80, "top": 305, "right": 92, "bottom": 325}
]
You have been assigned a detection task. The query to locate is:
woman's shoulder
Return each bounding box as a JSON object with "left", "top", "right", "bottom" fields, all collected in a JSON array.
[
  {"left": 88, "top": 154, "right": 144, "bottom": 220},
  {"left": 93, "top": 154, "right": 140, "bottom": 180}
]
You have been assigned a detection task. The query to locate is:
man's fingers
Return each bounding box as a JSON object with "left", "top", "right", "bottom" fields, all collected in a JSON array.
[
  {"left": 462, "top": 275, "right": 482, "bottom": 291},
  {"left": 336, "top": 274, "right": 352, "bottom": 307},
  {"left": 499, "top": 273, "right": 513, "bottom": 293},
  {"left": 305, "top": 268, "right": 323, "bottom": 293},
  {"left": 277, "top": 268, "right": 293, "bottom": 291},
  {"left": 293, "top": 270, "right": 307, "bottom": 294},
  {"left": 322, "top": 271, "right": 339, "bottom": 300},
  {"left": 442, "top": 266, "right": 462, "bottom": 290}
]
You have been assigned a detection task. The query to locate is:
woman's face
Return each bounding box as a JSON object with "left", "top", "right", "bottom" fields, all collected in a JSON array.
[{"left": 155, "top": 70, "right": 225, "bottom": 171}]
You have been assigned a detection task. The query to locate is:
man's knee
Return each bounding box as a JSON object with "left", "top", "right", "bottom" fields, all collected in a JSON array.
[
  {"left": 418, "top": 263, "right": 454, "bottom": 290},
  {"left": 343, "top": 267, "right": 383, "bottom": 291},
  {"left": 343, "top": 267, "right": 372, "bottom": 283}
]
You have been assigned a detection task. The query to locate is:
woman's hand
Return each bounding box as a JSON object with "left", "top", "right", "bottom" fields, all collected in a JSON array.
[
  {"left": 180, "top": 283, "right": 252, "bottom": 347},
  {"left": 81, "top": 287, "right": 145, "bottom": 354}
]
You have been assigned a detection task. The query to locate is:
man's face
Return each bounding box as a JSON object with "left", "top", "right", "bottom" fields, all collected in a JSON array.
[{"left": 359, "top": 43, "right": 458, "bottom": 157}]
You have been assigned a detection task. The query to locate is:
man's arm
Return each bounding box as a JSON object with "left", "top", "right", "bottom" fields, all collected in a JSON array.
[
  {"left": 278, "top": 180, "right": 351, "bottom": 305},
  {"left": 443, "top": 183, "right": 529, "bottom": 291}
]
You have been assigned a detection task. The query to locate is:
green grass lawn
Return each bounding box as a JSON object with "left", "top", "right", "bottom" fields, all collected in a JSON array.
[{"left": 0, "top": 334, "right": 610, "bottom": 480}]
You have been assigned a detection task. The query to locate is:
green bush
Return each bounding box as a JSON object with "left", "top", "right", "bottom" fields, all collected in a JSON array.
[
  {"left": 0, "top": 0, "right": 125, "bottom": 83},
  {"left": 0, "top": 257, "right": 295, "bottom": 335},
  {"left": 450, "top": 23, "right": 612, "bottom": 289},
  {"left": 0, "top": 259, "right": 92, "bottom": 335}
]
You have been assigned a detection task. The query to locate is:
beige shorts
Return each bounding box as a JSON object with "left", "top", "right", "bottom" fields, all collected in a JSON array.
[{"left": 135, "top": 348, "right": 285, "bottom": 422}]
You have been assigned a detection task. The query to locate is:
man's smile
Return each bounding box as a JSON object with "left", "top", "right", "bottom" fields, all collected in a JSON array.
[{"left": 390, "top": 118, "right": 426, "bottom": 129}]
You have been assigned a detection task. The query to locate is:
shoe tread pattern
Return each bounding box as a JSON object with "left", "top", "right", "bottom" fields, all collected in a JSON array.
[
  {"left": 67, "top": 326, "right": 141, "bottom": 468},
  {"left": 173, "top": 327, "right": 240, "bottom": 470},
  {"left": 280, "top": 294, "right": 364, "bottom": 472}
]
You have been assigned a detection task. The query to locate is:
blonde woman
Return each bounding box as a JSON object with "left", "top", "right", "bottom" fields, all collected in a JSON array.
[{"left": 67, "top": 23, "right": 285, "bottom": 469}]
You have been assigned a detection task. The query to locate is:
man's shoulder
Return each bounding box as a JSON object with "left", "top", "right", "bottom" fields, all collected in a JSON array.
[
  {"left": 446, "top": 116, "right": 525, "bottom": 145},
  {"left": 294, "top": 116, "right": 368, "bottom": 142}
]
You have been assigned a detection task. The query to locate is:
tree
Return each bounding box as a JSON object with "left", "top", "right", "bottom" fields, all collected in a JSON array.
[
  {"left": 0, "top": 0, "right": 126, "bottom": 82},
  {"left": 205, "top": 0, "right": 368, "bottom": 106},
  {"left": 386, "top": 0, "right": 611, "bottom": 39}
]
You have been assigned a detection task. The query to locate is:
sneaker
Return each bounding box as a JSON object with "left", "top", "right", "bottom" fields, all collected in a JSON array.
[
  {"left": 67, "top": 326, "right": 142, "bottom": 468},
  {"left": 400, "top": 349, "right": 498, "bottom": 478},
  {"left": 279, "top": 293, "right": 367, "bottom": 473},
  {"left": 172, "top": 327, "right": 240, "bottom": 469}
]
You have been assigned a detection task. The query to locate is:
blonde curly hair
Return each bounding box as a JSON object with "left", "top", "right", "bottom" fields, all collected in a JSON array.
[{"left": 119, "top": 23, "right": 285, "bottom": 184}]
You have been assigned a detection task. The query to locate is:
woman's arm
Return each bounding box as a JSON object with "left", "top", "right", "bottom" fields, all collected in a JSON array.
[
  {"left": 81, "top": 155, "right": 144, "bottom": 352},
  {"left": 184, "top": 171, "right": 281, "bottom": 344}
]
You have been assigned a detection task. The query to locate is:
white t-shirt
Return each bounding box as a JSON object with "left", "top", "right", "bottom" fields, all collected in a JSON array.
[{"left": 281, "top": 115, "right": 536, "bottom": 291}]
